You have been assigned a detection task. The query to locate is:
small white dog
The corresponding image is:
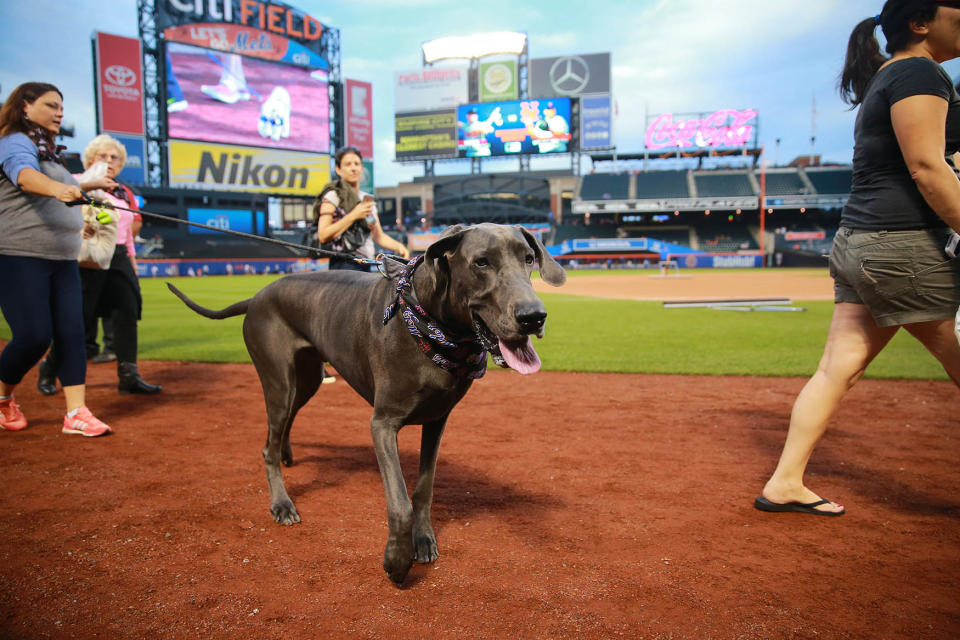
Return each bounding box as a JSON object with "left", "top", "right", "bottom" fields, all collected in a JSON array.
[{"left": 258, "top": 86, "right": 291, "bottom": 141}]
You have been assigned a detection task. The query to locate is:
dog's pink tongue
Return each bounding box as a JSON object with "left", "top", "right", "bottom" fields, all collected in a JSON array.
[{"left": 498, "top": 336, "right": 541, "bottom": 375}]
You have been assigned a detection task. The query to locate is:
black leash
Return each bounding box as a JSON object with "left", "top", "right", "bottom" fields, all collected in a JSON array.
[{"left": 67, "top": 196, "right": 382, "bottom": 266}]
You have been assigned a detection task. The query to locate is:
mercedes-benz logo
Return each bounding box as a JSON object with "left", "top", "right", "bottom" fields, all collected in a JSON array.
[
  {"left": 549, "top": 55, "right": 590, "bottom": 95},
  {"left": 105, "top": 65, "right": 136, "bottom": 87}
]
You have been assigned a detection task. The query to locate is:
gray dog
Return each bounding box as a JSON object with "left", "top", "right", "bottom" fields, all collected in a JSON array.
[{"left": 168, "top": 223, "right": 566, "bottom": 584}]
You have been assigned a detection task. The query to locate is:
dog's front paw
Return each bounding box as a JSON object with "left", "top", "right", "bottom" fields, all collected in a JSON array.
[
  {"left": 270, "top": 499, "right": 301, "bottom": 526},
  {"left": 383, "top": 540, "right": 414, "bottom": 585},
  {"left": 414, "top": 533, "right": 439, "bottom": 564}
]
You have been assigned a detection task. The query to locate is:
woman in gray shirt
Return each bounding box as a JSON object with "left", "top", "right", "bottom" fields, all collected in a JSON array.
[{"left": 0, "top": 82, "right": 114, "bottom": 437}]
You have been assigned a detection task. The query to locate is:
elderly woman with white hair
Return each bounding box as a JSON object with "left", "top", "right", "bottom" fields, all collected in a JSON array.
[
  {"left": 38, "top": 134, "right": 160, "bottom": 395},
  {"left": 80, "top": 134, "right": 142, "bottom": 364}
]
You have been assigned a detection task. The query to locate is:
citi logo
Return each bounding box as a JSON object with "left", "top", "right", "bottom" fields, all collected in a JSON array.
[
  {"left": 198, "top": 151, "right": 310, "bottom": 189},
  {"left": 105, "top": 65, "right": 137, "bottom": 87}
]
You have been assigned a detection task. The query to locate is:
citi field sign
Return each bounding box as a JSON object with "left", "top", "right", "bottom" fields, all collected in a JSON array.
[{"left": 159, "top": 0, "right": 330, "bottom": 67}]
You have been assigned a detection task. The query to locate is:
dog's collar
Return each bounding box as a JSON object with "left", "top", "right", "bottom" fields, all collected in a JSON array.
[{"left": 383, "top": 255, "right": 487, "bottom": 379}]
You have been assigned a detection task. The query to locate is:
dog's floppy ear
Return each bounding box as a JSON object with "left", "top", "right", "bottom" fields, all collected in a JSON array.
[
  {"left": 426, "top": 224, "right": 468, "bottom": 260},
  {"left": 517, "top": 226, "right": 566, "bottom": 286},
  {"left": 422, "top": 225, "right": 470, "bottom": 293},
  {"left": 424, "top": 224, "right": 470, "bottom": 268}
]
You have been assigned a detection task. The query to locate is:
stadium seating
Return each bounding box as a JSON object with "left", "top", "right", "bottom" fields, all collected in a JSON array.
[
  {"left": 692, "top": 172, "right": 755, "bottom": 197},
  {"left": 579, "top": 173, "right": 631, "bottom": 200},
  {"left": 773, "top": 226, "right": 836, "bottom": 254},
  {"left": 695, "top": 224, "right": 758, "bottom": 252},
  {"left": 622, "top": 227, "right": 692, "bottom": 246},
  {"left": 634, "top": 170, "right": 689, "bottom": 199},
  {"left": 550, "top": 222, "right": 620, "bottom": 244},
  {"left": 762, "top": 169, "right": 808, "bottom": 195},
  {"left": 803, "top": 167, "right": 852, "bottom": 194}
]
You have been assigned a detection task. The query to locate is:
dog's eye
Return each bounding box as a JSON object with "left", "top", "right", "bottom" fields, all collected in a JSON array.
[
  {"left": 525, "top": 254, "right": 535, "bottom": 265},
  {"left": 474, "top": 257, "right": 489, "bottom": 268}
]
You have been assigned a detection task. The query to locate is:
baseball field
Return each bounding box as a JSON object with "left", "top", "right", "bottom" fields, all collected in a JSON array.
[{"left": 1, "top": 267, "right": 957, "bottom": 639}]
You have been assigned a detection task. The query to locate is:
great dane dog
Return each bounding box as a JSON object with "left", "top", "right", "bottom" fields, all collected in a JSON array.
[{"left": 168, "top": 223, "right": 566, "bottom": 584}]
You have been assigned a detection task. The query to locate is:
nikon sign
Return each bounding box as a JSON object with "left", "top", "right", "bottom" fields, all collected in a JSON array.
[{"left": 168, "top": 140, "right": 330, "bottom": 195}]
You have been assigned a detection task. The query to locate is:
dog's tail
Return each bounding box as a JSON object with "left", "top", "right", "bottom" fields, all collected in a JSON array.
[{"left": 166, "top": 282, "right": 250, "bottom": 319}]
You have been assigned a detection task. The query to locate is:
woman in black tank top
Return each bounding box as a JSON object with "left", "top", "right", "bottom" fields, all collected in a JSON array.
[{"left": 756, "top": 0, "right": 960, "bottom": 517}]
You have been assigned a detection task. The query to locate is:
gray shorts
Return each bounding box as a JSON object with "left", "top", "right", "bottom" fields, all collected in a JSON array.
[{"left": 830, "top": 227, "right": 960, "bottom": 327}]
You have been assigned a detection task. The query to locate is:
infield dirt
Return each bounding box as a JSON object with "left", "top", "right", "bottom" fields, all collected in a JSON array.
[
  {"left": 1, "top": 358, "right": 957, "bottom": 639},
  {"left": 533, "top": 268, "right": 835, "bottom": 302}
]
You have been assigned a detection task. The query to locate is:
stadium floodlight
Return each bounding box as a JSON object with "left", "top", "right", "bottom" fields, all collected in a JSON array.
[{"left": 422, "top": 32, "right": 527, "bottom": 63}]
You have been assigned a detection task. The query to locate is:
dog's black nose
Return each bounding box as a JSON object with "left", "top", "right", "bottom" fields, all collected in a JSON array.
[{"left": 515, "top": 305, "right": 547, "bottom": 333}]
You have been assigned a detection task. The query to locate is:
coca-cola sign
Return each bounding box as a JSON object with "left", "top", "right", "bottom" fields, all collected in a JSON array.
[{"left": 645, "top": 108, "right": 758, "bottom": 150}]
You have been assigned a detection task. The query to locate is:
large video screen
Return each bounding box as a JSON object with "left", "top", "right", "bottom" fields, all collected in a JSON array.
[
  {"left": 457, "top": 98, "right": 572, "bottom": 158},
  {"left": 165, "top": 42, "right": 330, "bottom": 154}
]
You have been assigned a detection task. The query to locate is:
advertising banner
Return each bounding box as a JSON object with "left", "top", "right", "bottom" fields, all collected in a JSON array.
[
  {"left": 529, "top": 53, "right": 610, "bottom": 98},
  {"left": 479, "top": 59, "right": 518, "bottom": 103},
  {"left": 137, "top": 257, "right": 310, "bottom": 278},
  {"left": 94, "top": 32, "right": 145, "bottom": 136},
  {"left": 562, "top": 237, "right": 697, "bottom": 259},
  {"left": 394, "top": 67, "right": 468, "bottom": 113},
  {"left": 110, "top": 134, "right": 148, "bottom": 185},
  {"left": 346, "top": 79, "right": 374, "bottom": 159},
  {"left": 645, "top": 109, "right": 759, "bottom": 150},
  {"left": 186, "top": 208, "right": 265, "bottom": 235},
  {"left": 394, "top": 110, "right": 457, "bottom": 160},
  {"left": 163, "top": 23, "right": 328, "bottom": 68},
  {"left": 166, "top": 41, "right": 330, "bottom": 154},
  {"left": 168, "top": 139, "right": 331, "bottom": 195},
  {"left": 157, "top": 0, "right": 330, "bottom": 61},
  {"left": 408, "top": 231, "right": 443, "bottom": 252},
  {"left": 360, "top": 159, "right": 374, "bottom": 193},
  {"left": 673, "top": 253, "right": 763, "bottom": 268},
  {"left": 457, "top": 98, "right": 572, "bottom": 158},
  {"left": 580, "top": 93, "right": 612, "bottom": 150},
  {"left": 784, "top": 230, "right": 826, "bottom": 241}
]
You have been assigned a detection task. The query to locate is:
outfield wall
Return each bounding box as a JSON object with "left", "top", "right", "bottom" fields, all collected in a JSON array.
[
  {"left": 137, "top": 257, "right": 326, "bottom": 277},
  {"left": 134, "top": 247, "right": 763, "bottom": 277},
  {"left": 548, "top": 238, "right": 764, "bottom": 269},
  {"left": 668, "top": 253, "right": 763, "bottom": 268}
]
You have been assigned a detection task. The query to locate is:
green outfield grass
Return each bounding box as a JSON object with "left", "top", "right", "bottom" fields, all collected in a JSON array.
[{"left": 0, "top": 272, "right": 948, "bottom": 380}]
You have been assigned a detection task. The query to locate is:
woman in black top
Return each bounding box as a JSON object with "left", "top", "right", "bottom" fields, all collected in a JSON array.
[{"left": 757, "top": 0, "right": 960, "bottom": 516}]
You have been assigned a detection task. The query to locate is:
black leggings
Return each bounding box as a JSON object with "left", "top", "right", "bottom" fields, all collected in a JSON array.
[
  {"left": 47, "top": 263, "right": 141, "bottom": 369},
  {"left": 0, "top": 255, "right": 86, "bottom": 387},
  {"left": 82, "top": 267, "right": 139, "bottom": 362}
]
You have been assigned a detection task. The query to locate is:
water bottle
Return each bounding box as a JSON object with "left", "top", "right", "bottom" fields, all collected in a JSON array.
[{"left": 363, "top": 196, "right": 377, "bottom": 227}]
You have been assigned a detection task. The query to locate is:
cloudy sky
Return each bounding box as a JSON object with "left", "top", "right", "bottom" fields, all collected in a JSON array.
[{"left": 2, "top": 0, "right": 957, "bottom": 187}]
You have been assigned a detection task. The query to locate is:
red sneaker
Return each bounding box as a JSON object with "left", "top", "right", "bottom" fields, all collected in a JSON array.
[
  {"left": 0, "top": 397, "right": 28, "bottom": 431},
  {"left": 62, "top": 406, "right": 112, "bottom": 437}
]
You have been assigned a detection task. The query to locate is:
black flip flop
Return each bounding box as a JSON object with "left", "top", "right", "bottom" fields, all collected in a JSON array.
[{"left": 754, "top": 496, "right": 844, "bottom": 517}]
